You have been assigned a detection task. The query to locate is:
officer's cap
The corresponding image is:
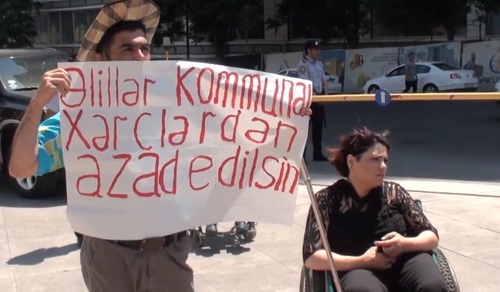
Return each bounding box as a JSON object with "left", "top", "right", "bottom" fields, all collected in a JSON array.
[{"left": 305, "top": 40, "right": 319, "bottom": 51}]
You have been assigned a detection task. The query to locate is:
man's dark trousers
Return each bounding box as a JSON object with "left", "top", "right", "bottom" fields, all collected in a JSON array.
[{"left": 303, "top": 92, "right": 326, "bottom": 161}]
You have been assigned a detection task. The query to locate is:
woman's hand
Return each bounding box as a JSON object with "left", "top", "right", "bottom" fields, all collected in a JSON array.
[
  {"left": 374, "top": 232, "right": 409, "bottom": 258},
  {"left": 361, "top": 246, "right": 394, "bottom": 270}
]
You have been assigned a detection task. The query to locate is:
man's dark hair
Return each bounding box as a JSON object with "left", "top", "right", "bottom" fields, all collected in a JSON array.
[
  {"left": 95, "top": 20, "right": 147, "bottom": 57},
  {"left": 409, "top": 52, "right": 415, "bottom": 57}
]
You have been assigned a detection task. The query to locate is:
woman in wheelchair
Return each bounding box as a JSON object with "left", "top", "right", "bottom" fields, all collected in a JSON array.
[{"left": 302, "top": 128, "right": 447, "bottom": 292}]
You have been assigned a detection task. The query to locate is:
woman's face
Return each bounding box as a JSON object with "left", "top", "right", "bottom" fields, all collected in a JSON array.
[{"left": 349, "top": 143, "right": 388, "bottom": 188}]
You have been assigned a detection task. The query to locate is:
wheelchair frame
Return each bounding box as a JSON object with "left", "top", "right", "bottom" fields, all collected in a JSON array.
[
  {"left": 298, "top": 160, "right": 461, "bottom": 292},
  {"left": 189, "top": 221, "right": 257, "bottom": 247}
]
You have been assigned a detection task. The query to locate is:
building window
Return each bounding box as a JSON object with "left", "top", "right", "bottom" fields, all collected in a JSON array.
[
  {"left": 488, "top": 13, "right": 500, "bottom": 35},
  {"left": 61, "top": 11, "right": 74, "bottom": 44},
  {"left": 74, "top": 10, "right": 93, "bottom": 43},
  {"left": 34, "top": 9, "right": 101, "bottom": 45},
  {"left": 35, "top": 12, "right": 61, "bottom": 44}
]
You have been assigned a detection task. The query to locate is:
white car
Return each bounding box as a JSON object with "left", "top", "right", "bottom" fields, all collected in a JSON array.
[
  {"left": 363, "top": 62, "right": 479, "bottom": 93},
  {"left": 278, "top": 69, "right": 343, "bottom": 94}
]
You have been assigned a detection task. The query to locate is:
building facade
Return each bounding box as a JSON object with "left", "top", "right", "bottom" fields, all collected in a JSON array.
[{"left": 34, "top": 0, "right": 500, "bottom": 59}]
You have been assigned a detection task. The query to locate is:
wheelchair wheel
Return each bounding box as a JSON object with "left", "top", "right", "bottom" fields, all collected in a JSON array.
[
  {"left": 299, "top": 265, "right": 335, "bottom": 292},
  {"left": 433, "top": 248, "right": 460, "bottom": 292},
  {"left": 243, "top": 222, "right": 257, "bottom": 241},
  {"left": 299, "top": 265, "right": 308, "bottom": 292},
  {"left": 190, "top": 229, "right": 205, "bottom": 247}
]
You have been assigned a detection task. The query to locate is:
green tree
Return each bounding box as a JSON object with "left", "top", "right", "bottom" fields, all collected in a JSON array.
[
  {"left": 434, "top": 0, "right": 470, "bottom": 40},
  {"left": 266, "top": 0, "right": 372, "bottom": 48},
  {"left": 471, "top": 0, "right": 500, "bottom": 39},
  {"left": 371, "top": 0, "right": 436, "bottom": 37},
  {"left": 0, "top": 0, "right": 41, "bottom": 48},
  {"left": 372, "top": 0, "right": 469, "bottom": 40},
  {"left": 151, "top": 0, "right": 187, "bottom": 48},
  {"left": 154, "top": 0, "right": 263, "bottom": 61}
]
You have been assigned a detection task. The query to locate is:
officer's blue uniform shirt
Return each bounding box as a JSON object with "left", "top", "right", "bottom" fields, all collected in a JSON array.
[{"left": 296, "top": 56, "right": 327, "bottom": 93}]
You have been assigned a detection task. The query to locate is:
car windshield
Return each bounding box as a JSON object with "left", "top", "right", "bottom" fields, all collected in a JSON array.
[
  {"left": 432, "top": 63, "right": 460, "bottom": 71},
  {"left": 0, "top": 52, "right": 70, "bottom": 91}
]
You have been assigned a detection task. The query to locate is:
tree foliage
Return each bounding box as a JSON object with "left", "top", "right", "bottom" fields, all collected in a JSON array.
[
  {"left": 370, "top": 0, "right": 438, "bottom": 37},
  {"left": 470, "top": 0, "right": 500, "bottom": 38},
  {"left": 0, "top": 0, "right": 41, "bottom": 48},
  {"left": 267, "top": 0, "right": 499, "bottom": 45},
  {"left": 267, "top": 0, "right": 371, "bottom": 48},
  {"left": 372, "top": 0, "right": 471, "bottom": 40},
  {"left": 152, "top": 0, "right": 500, "bottom": 53},
  {"left": 153, "top": 0, "right": 263, "bottom": 60}
]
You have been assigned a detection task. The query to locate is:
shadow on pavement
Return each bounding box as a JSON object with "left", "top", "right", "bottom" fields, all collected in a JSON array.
[
  {"left": 6, "top": 243, "right": 80, "bottom": 266},
  {"left": 0, "top": 175, "right": 67, "bottom": 208},
  {"left": 191, "top": 231, "right": 252, "bottom": 257}
]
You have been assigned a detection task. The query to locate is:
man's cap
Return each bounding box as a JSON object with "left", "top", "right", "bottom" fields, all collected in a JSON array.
[
  {"left": 305, "top": 40, "right": 319, "bottom": 51},
  {"left": 76, "top": 0, "right": 161, "bottom": 62}
]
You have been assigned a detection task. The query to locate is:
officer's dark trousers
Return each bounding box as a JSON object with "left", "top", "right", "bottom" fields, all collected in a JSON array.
[
  {"left": 340, "top": 252, "right": 447, "bottom": 292},
  {"left": 303, "top": 102, "right": 325, "bottom": 160}
]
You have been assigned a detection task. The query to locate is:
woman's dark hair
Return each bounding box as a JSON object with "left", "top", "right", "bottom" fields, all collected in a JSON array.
[
  {"left": 96, "top": 20, "right": 147, "bottom": 57},
  {"left": 327, "top": 128, "right": 391, "bottom": 177}
]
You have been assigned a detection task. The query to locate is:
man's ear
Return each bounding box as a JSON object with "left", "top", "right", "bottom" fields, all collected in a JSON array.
[{"left": 93, "top": 53, "right": 103, "bottom": 61}]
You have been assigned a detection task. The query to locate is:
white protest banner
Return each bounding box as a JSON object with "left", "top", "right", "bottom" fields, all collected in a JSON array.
[{"left": 57, "top": 61, "right": 312, "bottom": 240}]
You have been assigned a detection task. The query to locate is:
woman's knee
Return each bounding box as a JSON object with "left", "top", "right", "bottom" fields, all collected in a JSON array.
[
  {"left": 399, "top": 252, "right": 448, "bottom": 292},
  {"left": 414, "top": 274, "right": 447, "bottom": 292},
  {"left": 341, "top": 269, "right": 388, "bottom": 292}
]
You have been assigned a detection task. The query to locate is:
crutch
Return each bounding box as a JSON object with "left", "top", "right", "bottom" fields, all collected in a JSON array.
[{"left": 300, "top": 159, "right": 343, "bottom": 292}]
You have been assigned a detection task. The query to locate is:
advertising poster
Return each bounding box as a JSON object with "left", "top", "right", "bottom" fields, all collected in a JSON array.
[
  {"left": 320, "top": 49, "right": 346, "bottom": 90},
  {"left": 398, "top": 42, "right": 461, "bottom": 67},
  {"left": 462, "top": 40, "right": 500, "bottom": 91},
  {"left": 264, "top": 51, "right": 304, "bottom": 73},
  {"left": 344, "top": 47, "right": 399, "bottom": 93}
]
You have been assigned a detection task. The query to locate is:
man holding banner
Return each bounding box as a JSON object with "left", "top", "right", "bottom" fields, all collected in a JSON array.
[
  {"left": 9, "top": 0, "right": 314, "bottom": 291},
  {"left": 9, "top": 0, "right": 197, "bottom": 291}
]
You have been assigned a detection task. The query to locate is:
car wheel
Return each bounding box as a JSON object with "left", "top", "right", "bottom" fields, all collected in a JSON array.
[
  {"left": 423, "top": 84, "right": 439, "bottom": 92},
  {"left": 4, "top": 147, "right": 65, "bottom": 199},
  {"left": 368, "top": 85, "right": 380, "bottom": 93}
]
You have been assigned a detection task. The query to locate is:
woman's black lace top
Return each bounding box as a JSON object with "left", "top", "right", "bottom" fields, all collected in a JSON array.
[{"left": 302, "top": 179, "right": 438, "bottom": 262}]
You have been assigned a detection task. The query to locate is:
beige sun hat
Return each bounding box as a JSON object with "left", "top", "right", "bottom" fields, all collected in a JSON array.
[{"left": 75, "top": 0, "right": 160, "bottom": 62}]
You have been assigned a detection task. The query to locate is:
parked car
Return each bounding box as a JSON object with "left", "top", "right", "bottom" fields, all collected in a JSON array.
[
  {"left": 278, "top": 69, "right": 343, "bottom": 94},
  {"left": 0, "top": 48, "right": 71, "bottom": 199},
  {"left": 363, "top": 62, "right": 479, "bottom": 94}
]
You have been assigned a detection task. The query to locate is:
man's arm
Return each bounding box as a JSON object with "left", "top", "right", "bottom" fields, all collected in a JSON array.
[
  {"left": 9, "top": 68, "right": 70, "bottom": 178},
  {"left": 9, "top": 99, "right": 46, "bottom": 178}
]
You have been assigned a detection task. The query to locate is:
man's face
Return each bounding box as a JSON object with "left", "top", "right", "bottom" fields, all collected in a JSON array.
[
  {"left": 308, "top": 48, "right": 320, "bottom": 60},
  {"left": 409, "top": 54, "right": 415, "bottom": 61},
  {"left": 471, "top": 53, "right": 476, "bottom": 61},
  {"left": 94, "top": 29, "right": 151, "bottom": 61}
]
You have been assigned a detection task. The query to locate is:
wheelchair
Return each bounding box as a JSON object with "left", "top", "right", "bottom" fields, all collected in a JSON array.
[
  {"left": 190, "top": 221, "right": 257, "bottom": 247},
  {"left": 299, "top": 200, "right": 460, "bottom": 292}
]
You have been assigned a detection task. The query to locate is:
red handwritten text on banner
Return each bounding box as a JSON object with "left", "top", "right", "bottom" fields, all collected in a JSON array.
[{"left": 58, "top": 61, "right": 311, "bottom": 240}]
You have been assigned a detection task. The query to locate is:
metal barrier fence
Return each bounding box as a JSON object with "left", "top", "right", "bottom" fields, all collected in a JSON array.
[{"left": 312, "top": 92, "right": 500, "bottom": 103}]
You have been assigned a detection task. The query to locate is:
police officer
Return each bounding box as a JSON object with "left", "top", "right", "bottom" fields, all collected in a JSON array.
[{"left": 297, "top": 40, "right": 328, "bottom": 162}]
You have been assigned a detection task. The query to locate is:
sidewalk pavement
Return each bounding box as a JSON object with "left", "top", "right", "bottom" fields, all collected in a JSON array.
[{"left": 0, "top": 180, "right": 499, "bottom": 291}]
